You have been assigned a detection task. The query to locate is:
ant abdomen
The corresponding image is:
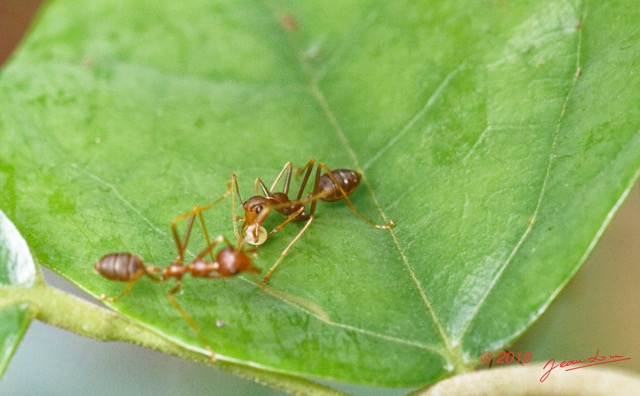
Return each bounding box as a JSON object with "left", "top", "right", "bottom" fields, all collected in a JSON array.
[
  {"left": 318, "top": 169, "right": 361, "bottom": 202},
  {"left": 94, "top": 253, "right": 145, "bottom": 281}
]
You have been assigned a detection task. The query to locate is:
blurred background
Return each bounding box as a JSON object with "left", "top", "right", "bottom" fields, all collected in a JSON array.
[{"left": 1, "top": 1, "right": 638, "bottom": 394}]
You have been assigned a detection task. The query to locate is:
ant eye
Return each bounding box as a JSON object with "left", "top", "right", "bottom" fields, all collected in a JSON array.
[{"left": 255, "top": 205, "right": 262, "bottom": 214}]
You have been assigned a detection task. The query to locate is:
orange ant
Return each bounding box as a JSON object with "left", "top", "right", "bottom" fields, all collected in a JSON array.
[
  {"left": 94, "top": 194, "right": 259, "bottom": 361},
  {"left": 231, "top": 159, "right": 395, "bottom": 283}
]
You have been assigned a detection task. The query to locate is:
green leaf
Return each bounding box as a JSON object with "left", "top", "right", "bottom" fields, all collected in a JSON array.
[
  {"left": 0, "top": 210, "right": 37, "bottom": 376},
  {"left": 0, "top": 305, "right": 32, "bottom": 377},
  {"left": 0, "top": 0, "right": 638, "bottom": 388}
]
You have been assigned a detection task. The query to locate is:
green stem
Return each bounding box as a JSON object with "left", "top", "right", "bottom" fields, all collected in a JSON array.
[{"left": 0, "top": 283, "right": 345, "bottom": 396}]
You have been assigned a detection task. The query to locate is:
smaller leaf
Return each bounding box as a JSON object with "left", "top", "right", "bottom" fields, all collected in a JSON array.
[
  {"left": 0, "top": 304, "right": 32, "bottom": 376},
  {"left": 0, "top": 209, "right": 38, "bottom": 376},
  {"left": 0, "top": 210, "right": 36, "bottom": 287}
]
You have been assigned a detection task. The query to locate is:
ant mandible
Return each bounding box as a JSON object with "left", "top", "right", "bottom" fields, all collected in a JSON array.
[
  {"left": 231, "top": 159, "right": 395, "bottom": 283},
  {"left": 94, "top": 192, "right": 259, "bottom": 361}
]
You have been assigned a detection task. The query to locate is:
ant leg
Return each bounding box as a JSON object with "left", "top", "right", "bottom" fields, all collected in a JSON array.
[
  {"left": 100, "top": 279, "right": 139, "bottom": 302},
  {"left": 231, "top": 173, "right": 244, "bottom": 206},
  {"left": 231, "top": 173, "right": 244, "bottom": 241},
  {"left": 196, "top": 210, "right": 213, "bottom": 259},
  {"left": 254, "top": 178, "right": 273, "bottom": 197},
  {"left": 294, "top": 159, "right": 315, "bottom": 178},
  {"left": 100, "top": 265, "right": 163, "bottom": 302},
  {"left": 197, "top": 187, "right": 231, "bottom": 254},
  {"left": 171, "top": 188, "right": 231, "bottom": 262},
  {"left": 307, "top": 161, "right": 324, "bottom": 217},
  {"left": 171, "top": 212, "right": 197, "bottom": 262},
  {"left": 294, "top": 159, "right": 315, "bottom": 200},
  {"left": 255, "top": 160, "right": 294, "bottom": 197},
  {"left": 316, "top": 163, "right": 395, "bottom": 229},
  {"left": 268, "top": 161, "right": 293, "bottom": 195},
  {"left": 263, "top": 215, "right": 314, "bottom": 284},
  {"left": 194, "top": 235, "right": 228, "bottom": 262},
  {"left": 267, "top": 206, "right": 305, "bottom": 237},
  {"left": 166, "top": 281, "right": 217, "bottom": 361}
]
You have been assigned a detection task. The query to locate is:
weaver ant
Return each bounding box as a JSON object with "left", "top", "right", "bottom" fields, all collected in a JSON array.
[
  {"left": 94, "top": 193, "right": 259, "bottom": 361},
  {"left": 231, "top": 159, "right": 395, "bottom": 283}
]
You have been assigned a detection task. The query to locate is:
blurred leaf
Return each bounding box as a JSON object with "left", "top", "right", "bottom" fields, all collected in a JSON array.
[
  {"left": 0, "top": 211, "right": 36, "bottom": 288},
  {"left": 0, "top": 210, "right": 37, "bottom": 376},
  {"left": 0, "top": 0, "right": 638, "bottom": 387},
  {"left": 0, "top": 305, "right": 32, "bottom": 377}
]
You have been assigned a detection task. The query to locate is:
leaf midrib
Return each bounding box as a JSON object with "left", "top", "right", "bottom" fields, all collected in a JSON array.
[{"left": 261, "top": 1, "right": 454, "bottom": 362}]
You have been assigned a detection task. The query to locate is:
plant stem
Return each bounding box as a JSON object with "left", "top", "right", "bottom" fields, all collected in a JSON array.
[{"left": 0, "top": 283, "right": 345, "bottom": 395}]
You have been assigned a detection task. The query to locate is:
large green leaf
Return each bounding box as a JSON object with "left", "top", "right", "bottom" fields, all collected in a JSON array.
[{"left": 0, "top": 0, "right": 638, "bottom": 388}]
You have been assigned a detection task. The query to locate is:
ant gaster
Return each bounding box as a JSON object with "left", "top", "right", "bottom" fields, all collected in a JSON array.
[
  {"left": 231, "top": 159, "right": 395, "bottom": 283},
  {"left": 94, "top": 193, "right": 258, "bottom": 361}
]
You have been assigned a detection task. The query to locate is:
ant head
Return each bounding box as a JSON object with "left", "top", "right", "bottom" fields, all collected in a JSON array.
[{"left": 242, "top": 196, "right": 271, "bottom": 227}]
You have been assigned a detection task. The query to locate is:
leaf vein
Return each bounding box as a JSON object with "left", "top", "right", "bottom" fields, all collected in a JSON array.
[
  {"left": 271, "top": 8, "right": 455, "bottom": 358},
  {"left": 241, "top": 278, "right": 444, "bottom": 353},
  {"left": 72, "top": 165, "right": 167, "bottom": 238},
  {"left": 363, "top": 63, "right": 466, "bottom": 171},
  {"left": 455, "top": 9, "right": 585, "bottom": 343}
]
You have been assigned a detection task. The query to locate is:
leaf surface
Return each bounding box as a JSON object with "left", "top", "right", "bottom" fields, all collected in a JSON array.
[{"left": 0, "top": 0, "right": 638, "bottom": 387}]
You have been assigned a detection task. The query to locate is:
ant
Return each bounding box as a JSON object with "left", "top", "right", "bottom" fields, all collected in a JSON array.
[
  {"left": 94, "top": 193, "right": 259, "bottom": 361},
  {"left": 231, "top": 159, "right": 395, "bottom": 283}
]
